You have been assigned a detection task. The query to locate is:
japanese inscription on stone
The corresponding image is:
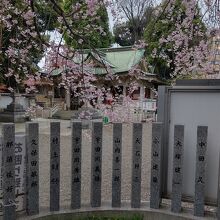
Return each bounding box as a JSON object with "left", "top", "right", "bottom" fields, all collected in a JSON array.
[
  {"left": 71, "top": 121, "right": 82, "bottom": 209},
  {"left": 171, "top": 125, "right": 184, "bottom": 213},
  {"left": 91, "top": 122, "right": 103, "bottom": 207},
  {"left": 194, "top": 126, "right": 208, "bottom": 217},
  {"left": 26, "top": 122, "right": 39, "bottom": 215},
  {"left": 131, "top": 123, "right": 142, "bottom": 208},
  {"left": 112, "top": 123, "right": 122, "bottom": 207},
  {"left": 150, "top": 122, "right": 163, "bottom": 209},
  {"left": 0, "top": 134, "right": 26, "bottom": 216},
  {"left": 50, "top": 122, "right": 60, "bottom": 211},
  {"left": 2, "top": 124, "right": 15, "bottom": 220}
]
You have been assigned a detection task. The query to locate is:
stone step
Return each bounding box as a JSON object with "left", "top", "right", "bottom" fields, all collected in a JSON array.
[{"left": 52, "top": 110, "right": 77, "bottom": 120}]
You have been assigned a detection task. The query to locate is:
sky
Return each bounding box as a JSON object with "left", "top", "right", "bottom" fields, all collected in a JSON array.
[
  {"left": 39, "top": 9, "right": 115, "bottom": 69},
  {"left": 108, "top": 8, "right": 115, "bottom": 32}
]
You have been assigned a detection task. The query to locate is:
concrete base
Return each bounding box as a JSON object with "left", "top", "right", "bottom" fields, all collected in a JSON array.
[
  {"left": 0, "top": 96, "right": 29, "bottom": 122},
  {"left": 0, "top": 111, "right": 29, "bottom": 123},
  {"left": 71, "top": 119, "right": 103, "bottom": 129},
  {"left": 72, "top": 107, "right": 103, "bottom": 120},
  {"left": 6, "top": 102, "right": 24, "bottom": 112},
  {"left": 16, "top": 201, "right": 216, "bottom": 220},
  {"left": 52, "top": 110, "right": 77, "bottom": 120},
  {"left": 71, "top": 107, "right": 103, "bottom": 129}
]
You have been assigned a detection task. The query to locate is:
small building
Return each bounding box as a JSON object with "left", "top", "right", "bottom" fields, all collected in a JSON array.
[
  {"left": 49, "top": 46, "right": 165, "bottom": 110},
  {"left": 32, "top": 77, "right": 54, "bottom": 108}
]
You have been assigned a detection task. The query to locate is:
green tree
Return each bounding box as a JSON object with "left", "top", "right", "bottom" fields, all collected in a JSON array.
[
  {"left": 0, "top": 0, "right": 61, "bottom": 88},
  {"left": 63, "top": 0, "right": 112, "bottom": 49},
  {"left": 113, "top": 6, "right": 154, "bottom": 46},
  {"left": 144, "top": 0, "right": 207, "bottom": 79},
  {"left": 113, "top": 21, "right": 134, "bottom": 46},
  {"left": 34, "top": 0, "right": 63, "bottom": 32}
]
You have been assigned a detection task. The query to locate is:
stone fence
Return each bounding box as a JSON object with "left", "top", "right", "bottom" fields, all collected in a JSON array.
[{"left": 0, "top": 122, "right": 219, "bottom": 220}]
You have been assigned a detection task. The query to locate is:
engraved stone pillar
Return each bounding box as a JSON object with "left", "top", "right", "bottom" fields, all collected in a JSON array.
[
  {"left": 194, "top": 126, "right": 208, "bottom": 217},
  {"left": 2, "top": 123, "right": 15, "bottom": 220},
  {"left": 131, "top": 123, "right": 142, "bottom": 208},
  {"left": 112, "top": 123, "right": 122, "bottom": 207},
  {"left": 150, "top": 122, "right": 163, "bottom": 209},
  {"left": 90, "top": 122, "right": 103, "bottom": 207},
  {"left": 50, "top": 122, "right": 60, "bottom": 211},
  {"left": 171, "top": 125, "right": 184, "bottom": 213},
  {"left": 26, "top": 122, "right": 39, "bottom": 215},
  {"left": 71, "top": 121, "right": 82, "bottom": 209}
]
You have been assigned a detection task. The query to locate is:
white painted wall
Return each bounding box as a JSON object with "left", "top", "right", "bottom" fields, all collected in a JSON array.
[{"left": 167, "top": 92, "right": 220, "bottom": 202}]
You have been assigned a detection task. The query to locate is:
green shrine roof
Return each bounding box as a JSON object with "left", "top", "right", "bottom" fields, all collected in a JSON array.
[
  {"left": 50, "top": 46, "right": 145, "bottom": 76},
  {"left": 50, "top": 68, "right": 63, "bottom": 76}
]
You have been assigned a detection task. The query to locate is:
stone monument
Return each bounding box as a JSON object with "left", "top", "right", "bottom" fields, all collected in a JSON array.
[
  {"left": 71, "top": 102, "right": 103, "bottom": 129},
  {"left": 0, "top": 93, "right": 28, "bottom": 123}
]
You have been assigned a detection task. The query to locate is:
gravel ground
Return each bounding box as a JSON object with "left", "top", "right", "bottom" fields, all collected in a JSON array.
[
  {"left": 37, "top": 120, "right": 152, "bottom": 210},
  {"left": 0, "top": 119, "right": 152, "bottom": 211}
]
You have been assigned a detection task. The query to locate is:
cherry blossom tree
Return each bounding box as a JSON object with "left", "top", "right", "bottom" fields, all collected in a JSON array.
[
  {"left": 144, "top": 0, "right": 220, "bottom": 79},
  {"left": 1, "top": 0, "right": 220, "bottom": 121},
  {"left": 1, "top": 0, "right": 220, "bottom": 84},
  {"left": 145, "top": 0, "right": 208, "bottom": 79},
  {"left": 63, "top": 0, "right": 113, "bottom": 48}
]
